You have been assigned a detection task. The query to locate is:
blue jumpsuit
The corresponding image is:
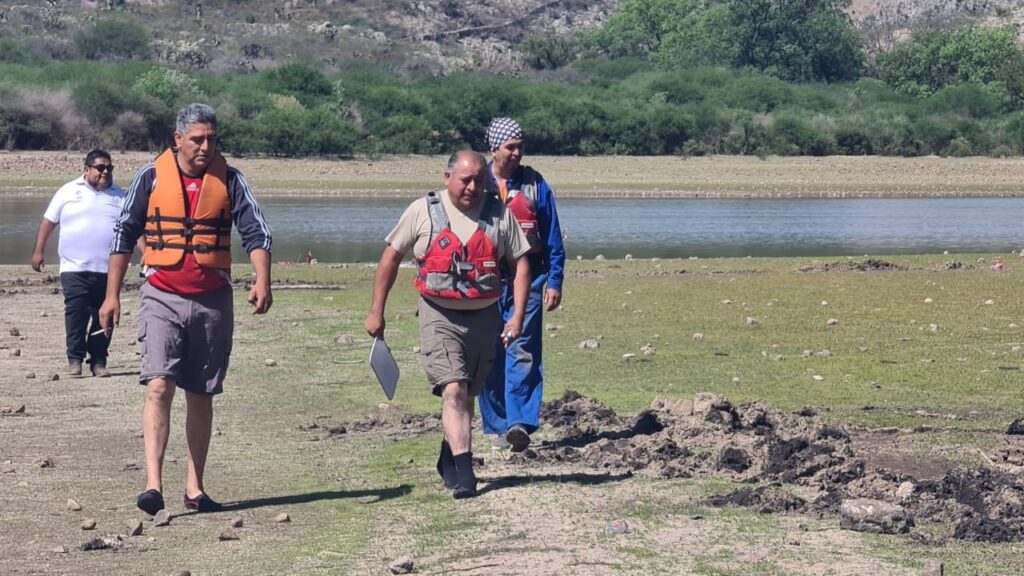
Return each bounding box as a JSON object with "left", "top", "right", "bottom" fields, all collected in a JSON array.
[{"left": 479, "top": 164, "right": 565, "bottom": 435}]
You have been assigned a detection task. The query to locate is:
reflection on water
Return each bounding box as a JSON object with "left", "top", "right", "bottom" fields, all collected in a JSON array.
[{"left": 2, "top": 195, "right": 1022, "bottom": 265}]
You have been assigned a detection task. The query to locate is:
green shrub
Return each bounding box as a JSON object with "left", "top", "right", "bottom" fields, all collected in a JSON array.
[{"left": 75, "top": 19, "right": 151, "bottom": 61}]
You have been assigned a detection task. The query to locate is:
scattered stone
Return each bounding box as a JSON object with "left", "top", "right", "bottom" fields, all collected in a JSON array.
[
  {"left": 10, "top": 348, "right": 20, "bottom": 357},
  {"left": 819, "top": 350, "right": 832, "bottom": 358},
  {"left": 924, "top": 298, "right": 934, "bottom": 304},
  {"left": 641, "top": 345, "right": 655, "bottom": 356},
  {"left": 826, "top": 318, "right": 839, "bottom": 326},
  {"left": 334, "top": 334, "right": 355, "bottom": 345},
  {"left": 692, "top": 332, "right": 704, "bottom": 341},
  {"left": 922, "top": 560, "right": 943, "bottom": 576},
  {"left": 746, "top": 316, "right": 757, "bottom": 326},
  {"left": 928, "top": 324, "right": 938, "bottom": 332},
  {"left": 604, "top": 519, "right": 629, "bottom": 535},
  {"left": 67, "top": 499, "right": 82, "bottom": 511},
  {"left": 16, "top": 481, "right": 28, "bottom": 487},
  {"left": 412, "top": 346, "right": 420, "bottom": 353},
  {"left": 82, "top": 535, "right": 123, "bottom": 551},
  {"left": 839, "top": 499, "right": 913, "bottom": 534},
  {"left": 218, "top": 528, "right": 239, "bottom": 541},
  {"left": 230, "top": 516, "right": 244, "bottom": 528},
  {"left": 81, "top": 518, "right": 97, "bottom": 530},
  {"left": 40, "top": 311, "right": 47, "bottom": 317},
  {"left": 50, "top": 373, "right": 60, "bottom": 381},
  {"left": 51, "top": 545, "right": 69, "bottom": 554},
  {"left": 264, "top": 359, "right": 277, "bottom": 367},
  {"left": 774, "top": 354, "right": 785, "bottom": 361},
  {"left": 722, "top": 299, "right": 733, "bottom": 304},
  {"left": 389, "top": 556, "right": 415, "bottom": 574},
  {"left": 9, "top": 327, "right": 19, "bottom": 336},
  {"left": 122, "top": 462, "right": 140, "bottom": 471},
  {"left": 128, "top": 520, "right": 143, "bottom": 536},
  {"left": 273, "top": 513, "right": 291, "bottom": 523},
  {"left": 895, "top": 481, "right": 915, "bottom": 500},
  {"left": 545, "top": 323, "right": 559, "bottom": 331},
  {"left": 173, "top": 572, "right": 192, "bottom": 576},
  {"left": 1007, "top": 418, "right": 1024, "bottom": 435},
  {"left": 1012, "top": 346, "right": 1022, "bottom": 354},
  {"left": 25, "top": 372, "right": 35, "bottom": 380},
  {"left": 812, "top": 375, "right": 825, "bottom": 381},
  {"left": 786, "top": 532, "right": 801, "bottom": 546},
  {"left": 802, "top": 350, "right": 813, "bottom": 358},
  {"left": 594, "top": 254, "right": 605, "bottom": 261},
  {"left": 579, "top": 339, "right": 600, "bottom": 350},
  {"left": 985, "top": 299, "right": 994, "bottom": 305},
  {"left": 37, "top": 457, "right": 54, "bottom": 468},
  {"left": 13, "top": 405, "right": 25, "bottom": 414},
  {"left": 821, "top": 300, "right": 828, "bottom": 306},
  {"left": 153, "top": 510, "right": 171, "bottom": 526}
]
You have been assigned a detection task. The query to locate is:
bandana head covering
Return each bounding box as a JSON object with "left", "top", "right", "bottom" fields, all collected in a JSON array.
[{"left": 486, "top": 117, "right": 523, "bottom": 150}]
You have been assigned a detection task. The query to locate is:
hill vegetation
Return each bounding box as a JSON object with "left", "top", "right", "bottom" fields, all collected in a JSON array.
[{"left": 1, "top": 0, "right": 1024, "bottom": 157}]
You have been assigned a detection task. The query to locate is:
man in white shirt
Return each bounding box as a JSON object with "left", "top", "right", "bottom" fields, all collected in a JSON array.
[{"left": 32, "top": 150, "right": 126, "bottom": 377}]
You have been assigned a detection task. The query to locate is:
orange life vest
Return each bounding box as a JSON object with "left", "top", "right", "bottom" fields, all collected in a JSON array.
[
  {"left": 415, "top": 192, "right": 502, "bottom": 300},
  {"left": 504, "top": 166, "right": 542, "bottom": 254},
  {"left": 143, "top": 149, "right": 232, "bottom": 270}
]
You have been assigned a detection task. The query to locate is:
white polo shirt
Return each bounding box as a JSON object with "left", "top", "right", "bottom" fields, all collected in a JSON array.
[{"left": 43, "top": 176, "right": 126, "bottom": 274}]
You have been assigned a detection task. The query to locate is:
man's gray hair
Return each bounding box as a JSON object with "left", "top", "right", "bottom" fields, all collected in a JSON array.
[
  {"left": 176, "top": 103, "right": 217, "bottom": 134},
  {"left": 446, "top": 150, "right": 486, "bottom": 172}
]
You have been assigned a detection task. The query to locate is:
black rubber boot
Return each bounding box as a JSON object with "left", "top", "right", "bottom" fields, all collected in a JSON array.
[
  {"left": 436, "top": 439, "right": 458, "bottom": 490},
  {"left": 451, "top": 452, "right": 478, "bottom": 499}
]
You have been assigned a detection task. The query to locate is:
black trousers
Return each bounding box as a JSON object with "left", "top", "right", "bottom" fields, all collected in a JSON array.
[{"left": 60, "top": 272, "right": 110, "bottom": 365}]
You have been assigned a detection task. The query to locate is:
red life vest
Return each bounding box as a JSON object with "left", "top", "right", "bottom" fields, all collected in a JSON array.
[
  {"left": 143, "top": 149, "right": 232, "bottom": 270},
  {"left": 415, "top": 192, "right": 502, "bottom": 300},
  {"left": 504, "top": 166, "right": 542, "bottom": 254}
]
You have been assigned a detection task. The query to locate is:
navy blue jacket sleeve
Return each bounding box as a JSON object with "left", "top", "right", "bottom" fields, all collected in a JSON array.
[
  {"left": 110, "top": 162, "right": 156, "bottom": 254},
  {"left": 227, "top": 168, "right": 272, "bottom": 254}
]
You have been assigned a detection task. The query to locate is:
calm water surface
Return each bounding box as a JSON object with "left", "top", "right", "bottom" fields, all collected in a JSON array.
[{"left": 2, "top": 195, "right": 1022, "bottom": 264}]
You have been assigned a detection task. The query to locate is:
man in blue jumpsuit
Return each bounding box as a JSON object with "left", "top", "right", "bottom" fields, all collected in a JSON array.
[{"left": 479, "top": 117, "right": 566, "bottom": 452}]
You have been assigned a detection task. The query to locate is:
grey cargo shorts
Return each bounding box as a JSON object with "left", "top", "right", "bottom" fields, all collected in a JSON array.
[
  {"left": 137, "top": 282, "right": 234, "bottom": 395},
  {"left": 418, "top": 297, "right": 501, "bottom": 397}
]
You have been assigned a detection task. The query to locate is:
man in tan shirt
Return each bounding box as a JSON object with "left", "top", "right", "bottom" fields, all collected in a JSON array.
[{"left": 366, "top": 150, "right": 530, "bottom": 498}]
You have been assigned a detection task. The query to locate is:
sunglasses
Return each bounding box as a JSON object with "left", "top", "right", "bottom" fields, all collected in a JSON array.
[{"left": 88, "top": 164, "right": 114, "bottom": 173}]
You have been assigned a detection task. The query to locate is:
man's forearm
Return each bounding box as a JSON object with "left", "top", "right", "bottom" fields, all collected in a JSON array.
[
  {"left": 106, "top": 253, "right": 132, "bottom": 298},
  {"left": 249, "top": 248, "right": 272, "bottom": 285},
  {"left": 370, "top": 248, "right": 402, "bottom": 316},
  {"left": 32, "top": 219, "right": 56, "bottom": 255},
  {"left": 512, "top": 256, "right": 530, "bottom": 323}
]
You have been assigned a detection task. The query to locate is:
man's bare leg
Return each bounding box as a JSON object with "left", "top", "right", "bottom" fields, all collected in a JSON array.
[
  {"left": 143, "top": 378, "right": 176, "bottom": 492},
  {"left": 184, "top": 389, "right": 214, "bottom": 499},
  {"left": 441, "top": 381, "right": 478, "bottom": 497}
]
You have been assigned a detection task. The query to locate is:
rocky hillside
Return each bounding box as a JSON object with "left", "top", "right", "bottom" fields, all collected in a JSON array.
[{"left": 0, "top": 0, "right": 1020, "bottom": 74}]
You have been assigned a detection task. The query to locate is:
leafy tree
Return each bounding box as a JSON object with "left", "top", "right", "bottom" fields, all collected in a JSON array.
[
  {"left": 728, "top": 0, "right": 863, "bottom": 82},
  {"left": 75, "top": 19, "right": 151, "bottom": 61},
  {"left": 262, "top": 64, "right": 333, "bottom": 108},
  {"left": 132, "top": 68, "right": 203, "bottom": 107}
]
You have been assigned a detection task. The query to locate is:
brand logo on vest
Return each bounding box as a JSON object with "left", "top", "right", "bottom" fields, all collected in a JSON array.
[
  {"left": 439, "top": 237, "right": 451, "bottom": 249},
  {"left": 186, "top": 182, "right": 200, "bottom": 193}
]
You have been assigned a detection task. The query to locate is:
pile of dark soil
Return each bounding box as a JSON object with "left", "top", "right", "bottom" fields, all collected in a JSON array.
[
  {"left": 520, "top": 390, "right": 1024, "bottom": 542},
  {"left": 798, "top": 259, "right": 906, "bottom": 273}
]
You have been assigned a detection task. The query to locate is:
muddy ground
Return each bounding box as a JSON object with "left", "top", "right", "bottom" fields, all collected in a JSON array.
[{"left": 2, "top": 263, "right": 1024, "bottom": 575}]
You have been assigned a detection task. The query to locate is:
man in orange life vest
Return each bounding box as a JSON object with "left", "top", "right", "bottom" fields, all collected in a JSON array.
[
  {"left": 100, "top": 103, "right": 273, "bottom": 515},
  {"left": 479, "top": 117, "right": 565, "bottom": 452},
  {"left": 365, "top": 150, "right": 530, "bottom": 498}
]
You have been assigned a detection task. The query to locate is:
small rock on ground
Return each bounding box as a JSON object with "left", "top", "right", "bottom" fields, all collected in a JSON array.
[
  {"left": 264, "top": 359, "right": 277, "bottom": 367},
  {"left": 231, "top": 517, "right": 244, "bottom": 528},
  {"left": 67, "top": 499, "right": 82, "bottom": 511},
  {"left": 922, "top": 560, "right": 943, "bottom": 576},
  {"left": 389, "top": 556, "right": 415, "bottom": 574},
  {"left": 128, "top": 520, "right": 144, "bottom": 536},
  {"left": 218, "top": 528, "right": 239, "bottom": 541},
  {"left": 81, "top": 518, "right": 97, "bottom": 530},
  {"left": 273, "top": 513, "right": 290, "bottom": 523},
  {"left": 153, "top": 510, "right": 171, "bottom": 526}
]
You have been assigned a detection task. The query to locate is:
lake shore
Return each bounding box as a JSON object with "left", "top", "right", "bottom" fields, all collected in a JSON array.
[{"left": 1, "top": 151, "right": 1022, "bottom": 198}]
